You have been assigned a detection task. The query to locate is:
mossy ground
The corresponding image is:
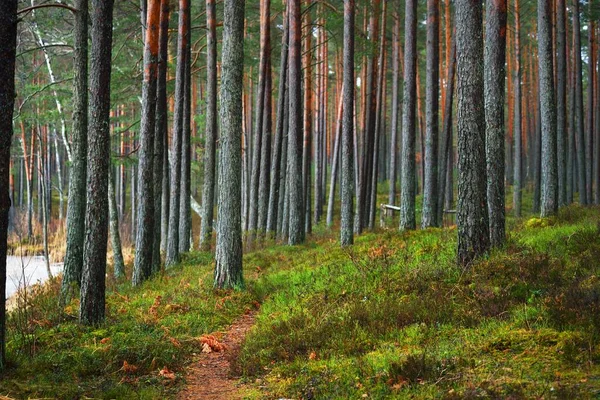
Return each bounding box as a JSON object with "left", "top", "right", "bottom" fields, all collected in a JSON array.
[{"left": 3, "top": 198, "right": 600, "bottom": 399}]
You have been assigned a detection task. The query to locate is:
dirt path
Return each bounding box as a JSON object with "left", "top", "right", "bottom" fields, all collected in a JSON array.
[{"left": 177, "top": 312, "right": 256, "bottom": 400}]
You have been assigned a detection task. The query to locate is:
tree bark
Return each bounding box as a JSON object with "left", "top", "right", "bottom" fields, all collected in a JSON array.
[
  {"left": 153, "top": 0, "right": 169, "bottom": 272},
  {"left": 573, "top": 0, "right": 587, "bottom": 205},
  {"left": 109, "top": 166, "right": 125, "bottom": 279},
  {"left": 61, "top": 0, "right": 88, "bottom": 304},
  {"left": 340, "top": 0, "right": 355, "bottom": 246},
  {"left": 556, "top": 0, "right": 567, "bottom": 206},
  {"left": 513, "top": 0, "right": 523, "bottom": 216},
  {"left": 80, "top": 0, "right": 114, "bottom": 325},
  {"left": 0, "top": 0, "right": 17, "bottom": 369},
  {"left": 485, "top": 0, "right": 507, "bottom": 246},
  {"left": 422, "top": 0, "right": 440, "bottom": 228},
  {"left": 166, "top": 0, "right": 189, "bottom": 266},
  {"left": 214, "top": 0, "right": 245, "bottom": 288},
  {"left": 286, "top": 0, "right": 305, "bottom": 245},
  {"left": 179, "top": 24, "right": 192, "bottom": 253},
  {"left": 539, "top": 0, "right": 558, "bottom": 217},
  {"left": 456, "top": 0, "right": 490, "bottom": 266},
  {"left": 133, "top": 0, "right": 160, "bottom": 286},
  {"left": 267, "top": 5, "right": 289, "bottom": 235},
  {"left": 200, "top": 0, "right": 218, "bottom": 250},
  {"left": 388, "top": 4, "right": 401, "bottom": 206},
  {"left": 400, "top": 0, "right": 417, "bottom": 231}
]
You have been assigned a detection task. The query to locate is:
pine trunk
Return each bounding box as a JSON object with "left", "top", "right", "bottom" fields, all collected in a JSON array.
[
  {"left": 456, "top": 0, "right": 490, "bottom": 266},
  {"left": 80, "top": 0, "right": 114, "bottom": 325},
  {"left": 214, "top": 0, "right": 245, "bottom": 289}
]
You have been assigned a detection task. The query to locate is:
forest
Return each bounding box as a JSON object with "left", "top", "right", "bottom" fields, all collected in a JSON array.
[{"left": 1, "top": 0, "right": 600, "bottom": 398}]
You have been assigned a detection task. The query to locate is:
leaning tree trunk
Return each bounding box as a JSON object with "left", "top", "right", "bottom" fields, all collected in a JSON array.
[
  {"left": 422, "top": 0, "right": 440, "bottom": 228},
  {"left": 166, "top": 0, "right": 189, "bottom": 266},
  {"left": 0, "top": 0, "right": 17, "bottom": 369},
  {"left": 286, "top": 0, "right": 305, "bottom": 245},
  {"left": 400, "top": 0, "right": 417, "bottom": 231},
  {"left": 133, "top": 0, "right": 160, "bottom": 286},
  {"left": 80, "top": 0, "right": 115, "bottom": 325},
  {"left": 199, "top": 0, "right": 218, "bottom": 250},
  {"left": 484, "top": 0, "right": 507, "bottom": 247},
  {"left": 455, "top": 0, "right": 490, "bottom": 266},
  {"left": 214, "top": 0, "right": 245, "bottom": 289},
  {"left": 61, "top": 0, "right": 88, "bottom": 304},
  {"left": 340, "top": 0, "right": 355, "bottom": 246},
  {"left": 539, "top": 0, "right": 558, "bottom": 217}
]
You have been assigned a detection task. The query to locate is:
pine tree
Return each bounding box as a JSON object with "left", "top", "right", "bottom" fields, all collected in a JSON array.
[
  {"left": 455, "top": 0, "right": 490, "bottom": 266},
  {"left": 485, "top": 0, "right": 507, "bottom": 246},
  {"left": 80, "top": 0, "right": 115, "bottom": 325},
  {"left": 214, "top": 0, "right": 245, "bottom": 288}
]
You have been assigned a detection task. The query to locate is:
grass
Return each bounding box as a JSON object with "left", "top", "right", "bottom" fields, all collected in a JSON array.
[
  {"left": 234, "top": 203, "right": 600, "bottom": 399},
  {"left": 3, "top": 198, "right": 600, "bottom": 399}
]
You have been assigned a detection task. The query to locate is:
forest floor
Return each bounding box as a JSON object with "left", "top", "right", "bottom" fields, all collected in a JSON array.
[
  {"left": 2, "top": 200, "right": 600, "bottom": 399},
  {"left": 177, "top": 311, "right": 256, "bottom": 400}
]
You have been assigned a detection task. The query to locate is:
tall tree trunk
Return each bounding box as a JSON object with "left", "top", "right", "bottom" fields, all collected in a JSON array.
[
  {"left": 287, "top": 0, "right": 305, "bottom": 245},
  {"left": 179, "top": 25, "right": 192, "bottom": 253},
  {"left": 267, "top": 5, "right": 289, "bottom": 235},
  {"left": 61, "top": 0, "right": 88, "bottom": 304},
  {"left": 302, "top": 0, "right": 314, "bottom": 235},
  {"left": 214, "top": 0, "right": 245, "bottom": 289},
  {"left": 556, "top": 0, "right": 567, "bottom": 206},
  {"left": 358, "top": 0, "right": 380, "bottom": 231},
  {"left": 133, "top": 0, "right": 160, "bottom": 286},
  {"left": 539, "top": 0, "right": 558, "bottom": 217},
  {"left": 573, "top": 0, "right": 587, "bottom": 205},
  {"left": 388, "top": 4, "right": 401, "bottom": 206},
  {"left": 80, "top": 0, "right": 114, "bottom": 325},
  {"left": 341, "top": 0, "right": 355, "bottom": 246},
  {"left": 248, "top": 0, "right": 271, "bottom": 240},
  {"left": 586, "top": 17, "right": 595, "bottom": 203},
  {"left": 437, "top": 37, "right": 456, "bottom": 223},
  {"left": 456, "top": 0, "right": 490, "bottom": 266},
  {"left": 0, "top": 0, "right": 17, "bottom": 369},
  {"left": 153, "top": 0, "right": 169, "bottom": 272},
  {"left": 166, "top": 0, "right": 189, "bottom": 265},
  {"left": 258, "top": 56, "right": 272, "bottom": 235},
  {"left": 109, "top": 166, "right": 125, "bottom": 279},
  {"left": 513, "top": 0, "right": 523, "bottom": 216},
  {"left": 422, "top": 0, "right": 440, "bottom": 228},
  {"left": 200, "top": 0, "right": 218, "bottom": 250},
  {"left": 326, "top": 85, "right": 344, "bottom": 227},
  {"left": 485, "top": 0, "right": 507, "bottom": 246},
  {"left": 400, "top": 0, "right": 417, "bottom": 231}
]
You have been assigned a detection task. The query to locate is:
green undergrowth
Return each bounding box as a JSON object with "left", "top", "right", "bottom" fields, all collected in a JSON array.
[
  {"left": 236, "top": 204, "right": 600, "bottom": 399},
  {"left": 3, "top": 203, "right": 600, "bottom": 399},
  {"left": 1, "top": 251, "right": 263, "bottom": 399}
]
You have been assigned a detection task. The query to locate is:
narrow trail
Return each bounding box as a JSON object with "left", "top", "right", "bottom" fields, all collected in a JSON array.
[{"left": 177, "top": 312, "right": 256, "bottom": 400}]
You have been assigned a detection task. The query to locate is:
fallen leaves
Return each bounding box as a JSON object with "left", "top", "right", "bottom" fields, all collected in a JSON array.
[
  {"left": 159, "top": 366, "right": 176, "bottom": 380},
  {"left": 149, "top": 295, "right": 162, "bottom": 319},
  {"left": 120, "top": 360, "right": 138, "bottom": 374},
  {"left": 199, "top": 335, "right": 227, "bottom": 352}
]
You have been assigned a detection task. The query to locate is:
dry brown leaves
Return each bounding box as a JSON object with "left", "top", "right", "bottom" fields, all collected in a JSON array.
[{"left": 199, "top": 334, "right": 227, "bottom": 353}]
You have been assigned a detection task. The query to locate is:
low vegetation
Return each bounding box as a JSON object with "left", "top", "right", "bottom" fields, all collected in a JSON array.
[{"left": 2, "top": 204, "right": 600, "bottom": 399}]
